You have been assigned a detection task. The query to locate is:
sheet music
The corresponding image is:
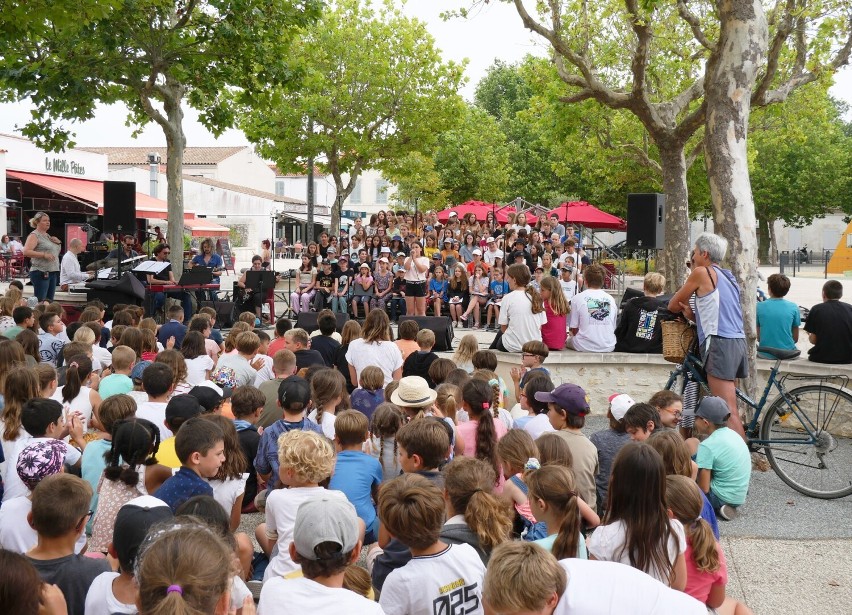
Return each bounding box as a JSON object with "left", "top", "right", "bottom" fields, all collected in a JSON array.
[
  {"left": 133, "top": 260, "right": 170, "bottom": 273},
  {"left": 97, "top": 267, "right": 114, "bottom": 280},
  {"left": 121, "top": 254, "right": 147, "bottom": 265}
]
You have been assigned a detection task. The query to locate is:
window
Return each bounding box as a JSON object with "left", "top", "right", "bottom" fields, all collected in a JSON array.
[
  {"left": 349, "top": 178, "right": 362, "bottom": 204},
  {"left": 275, "top": 180, "right": 286, "bottom": 196},
  {"left": 375, "top": 178, "right": 388, "bottom": 205}
]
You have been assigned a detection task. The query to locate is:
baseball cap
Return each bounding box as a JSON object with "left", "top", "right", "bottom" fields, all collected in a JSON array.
[
  {"left": 449, "top": 211, "right": 458, "bottom": 218},
  {"left": 514, "top": 238, "right": 526, "bottom": 246},
  {"left": 359, "top": 263, "right": 371, "bottom": 270},
  {"left": 392, "top": 235, "right": 402, "bottom": 241},
  {"left": 338, "top": 255, "right": 349, "bottom": 262},
  {"left": 510, "top": 250, "right": 527, "bottom": 261},
  {"left": 378, "top": 257, "right": 389, "bottom": 264},
  {"left": 472, "top": 248, "right": 482, "bottom": 255},
  {"left": 380, "top": 246, "right": 391, "bottom": 253},
  {"left": 534, "top": 266, "right": 544, "bottom": 272},
  {"left": 166, "top": 394, "right": 204, "bottom": 423},
  {"left": 322, "top": 259, "right": 332, "bottom": 267},
  {"left": 293, "top": 496, "right": 360, "bottom": 560},
  {"left": 130, "top": 360, "right": 152, "bottom": 383},
  {"left": 113, "top": 496, "right": 173, "bottom": 572},
  {"left": 534, "top": 383, "right": 590, "bottom": 416},
  {"left": 328, "top": 258, "right": 338, "bottom": 265},
  {"left": 608, "top": 393, "right": 636, "bottom": 421},
  {"left": 432, "top": 252, "right": 442, "bottom": 260},
  {"left": 486, "top": 237, "right": 496, "bottom": 243},
  {"left": 278, "top": 376, "right": 311, "bottom": 410},
  {"left": 327, "top": 247, "right": 337, "bottom": 253},
  {"left": 16, "top": 440, "right": 66, "bottom": 491},
  {"left": 696, "top": 396, "right": 730, "bottom": 425},
  {"left": 561, "top": 264, "right": 574, "bottom": 271},
  {"left": 396, "top": 252, "right": 406, "bottom": 257},
  {"left": 425, "top": 225, "right": 434, "bottom": 231},
  {"left": 188, "top": 386, "right": 224, "bottom": 412},
  {"left": 443, "top": 237, "right": 452, "bottom": 243}
]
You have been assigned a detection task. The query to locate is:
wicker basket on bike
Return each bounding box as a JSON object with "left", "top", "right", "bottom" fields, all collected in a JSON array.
[{"left": 661, "top": 317, "right": 696, "bottom": 363}]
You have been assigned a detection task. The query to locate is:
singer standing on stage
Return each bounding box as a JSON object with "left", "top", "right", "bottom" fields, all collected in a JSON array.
[
  {"left": 23, "top": 211, "right": 61, "bottom": 302},
  {"left": 403, "top": 241, "right": 429, "bottom": 316},
  {"left": 189, "top": 238, "right": 224, "bottom": 301},
  {"left": 59, "top": 239, "right": 92, "bottom": 290},
  {"left": 147, "top": 243, "right": 194, "bottom": 319}
]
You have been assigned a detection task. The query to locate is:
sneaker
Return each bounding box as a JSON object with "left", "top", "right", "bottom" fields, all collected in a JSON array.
[{"left": 718, "top": 504, "right": 738, "bottom": 521}]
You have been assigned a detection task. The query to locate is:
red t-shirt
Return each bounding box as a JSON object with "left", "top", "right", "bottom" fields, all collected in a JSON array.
[
  {"left": 684, "top": 540, "right": 727, "bottom": 604},
  {"left": 267, "top": 336, "right": 288, "bottom": 357},
  {"left": 541, "top": 301, "right": 567, "bottom": 350}
]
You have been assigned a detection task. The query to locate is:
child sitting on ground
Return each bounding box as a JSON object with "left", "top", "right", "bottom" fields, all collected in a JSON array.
[
  {"left": 665, "top": 475, "right": 754, "bottom": 615},
  {"left": 97, "top": 345, "right": 135, "bottom": 399},
  {"left": 258, "top": 496, "right": 382, "bottom": 614},
  {"left": 649, "top": 389, "right": 700, "bottom": 455},
  {"left": 330, "top": 410, "right": 383, "bottom": 544},
  {"left": 589, "top": 393, "right": 634, "bottom": 513},
  {"left": 230, "top": 385, "right": 264, "bottom": 510},
  {"left": 350, "top": 365, "right": 385, "bottom": 421},
  {"left": 153, "top": 416, "right": 225, "bottom": 512},
  {"left": 366, "top": 402, "right": 406, "bottom": 480},
  {"left": 402, "top": 329, "right": 439, "bottom": 388},
  {"left": 535, "top": 383, "right": 599, "bottom": 512},
  {"left": 694, "top": 397, "right": 751, "bottom": 521},
  {"left": 260, "top": 430, "right": 346, "bottom": 581},
  {"left": 307, "top": 368, "right": 348, "bottom": 439},
  {"left": 622, "top": 402, "right": 663, "bottom": 442},
  {"left": 378, "top": 473, "right": 486, "bottom": 615},
  {"left": 441, "top": 456, "right": 512, "bottom": 564},
  {"left": 26, "top": 475, "right": 112, "bottom": 615},
  {"left": 483, "top": 542, "right": 705, "bottom": 615},
  {"left": 497, "top": 429, "right": 548, "bottom": 540},
  {"left": 527, "top": 464, "right": 588, "bottom": 559},
  {"left": 84, "top": 495, "right": 173, "bottom": 615}
]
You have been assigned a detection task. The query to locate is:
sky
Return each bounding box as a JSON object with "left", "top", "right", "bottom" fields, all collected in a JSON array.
[{"left": 0, "top": 0, "right": 849, "bottom": 148}]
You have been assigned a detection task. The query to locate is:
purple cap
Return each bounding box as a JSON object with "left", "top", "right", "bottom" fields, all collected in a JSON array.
[
  {"left": 16, "top": 440, "right": 66, "bottom": 491},
  {"left": 534, "top": 383, "right": 590, "bottom": 416}
]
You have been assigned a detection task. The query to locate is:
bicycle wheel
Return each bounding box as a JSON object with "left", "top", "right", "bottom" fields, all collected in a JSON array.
[{"left": 760, "top": 384, "right": 852, "bottom": 499}]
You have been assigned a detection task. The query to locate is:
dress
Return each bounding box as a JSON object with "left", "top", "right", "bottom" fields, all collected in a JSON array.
[
  {"left": 90, "top": 465, "right": 147, "bottom": 553},
  {"left": 371, "top": 270, "right": 394, "bottom": 309}
]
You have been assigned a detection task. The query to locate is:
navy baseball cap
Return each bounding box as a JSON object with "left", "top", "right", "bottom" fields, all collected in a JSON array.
[{"left": 535, "top": 383, "right": 590, "bottom": 416}]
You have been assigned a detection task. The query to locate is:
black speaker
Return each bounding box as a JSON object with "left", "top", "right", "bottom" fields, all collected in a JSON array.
[
  {"left": 626, "top": 193, "right": 665, "bottom": 249},
  {"left": 86, "top": 272, "right": 146, "bottom": 312},
  {"left": 103, "top": 181, "right": 137, "bottom": 234},
  {"left": 198, "top": 301, "right": 236, "bottom": 329},
  {"left": 397, "top": 315, "right": 454, "bottom": 352},
  {"left": 295, "top": 311, "right": 349, "bottom": 335}
]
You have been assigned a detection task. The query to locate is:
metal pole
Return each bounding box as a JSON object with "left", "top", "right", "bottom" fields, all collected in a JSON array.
[{"left": 306, "top": 158, "right": 315, "bottom": 245}]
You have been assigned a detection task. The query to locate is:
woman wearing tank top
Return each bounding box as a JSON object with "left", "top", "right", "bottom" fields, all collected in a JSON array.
[
  {"left": 668, "top": 233, "right": 747, "bottom": 438},
  {"left": 22, "top": 212, "right": 62, "bottom": 302}
]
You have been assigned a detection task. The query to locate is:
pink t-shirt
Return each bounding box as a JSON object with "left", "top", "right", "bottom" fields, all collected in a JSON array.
[
  {"left": 541, "top": 301, "right": 567, "bottom": 350},
  {"left": 456, "top": 417, "right": 508, "bottom": 457},
  {"left": 684, "top": 540, "right": 728, "bottom": 604}
]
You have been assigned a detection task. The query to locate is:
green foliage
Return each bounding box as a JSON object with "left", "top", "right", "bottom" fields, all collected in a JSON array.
[
  {"left": 384, "top": 151, "right": 450, "bottom": 212},
  {"left": 432, "top": 104, "right": 512, "bottom": 204},
  {"left": 239, "top": 0, "right": 466, "bottom": 232}
]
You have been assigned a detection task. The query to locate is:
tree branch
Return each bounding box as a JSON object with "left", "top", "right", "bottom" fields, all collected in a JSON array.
[
  {"left": 625, "top": 0, "right": 652, "bottom": 105},
  {"left": 685, "top": 138, "right": 704, "bottom": 169},
  {"left": 617, "top": 142, "right": 662, "bottom": 173},
  {"left": 670, "top": 76, "right": 705, "bottom": 118},
  {"left": 676, "top": 0, "right": 715, "bottom": 51},
  {"left": 172, "top": 0, "right": 199, "bottom": 31},
  {"left": 752, "top": 0, "right": 796, "bottom": 105}
]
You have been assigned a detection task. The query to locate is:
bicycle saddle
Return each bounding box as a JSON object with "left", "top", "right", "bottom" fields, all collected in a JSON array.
[{"left": 757, "top": 346, "right": 801, "bottom": 360}]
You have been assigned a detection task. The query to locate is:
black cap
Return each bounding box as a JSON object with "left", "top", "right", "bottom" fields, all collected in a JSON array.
[
  {"left": 187, "top": 386, "right": 224, "bottom": 412},
  {"left": 113, "top": 496, "right": 173, "bottom": 572},
  {"left": 165, "top": 394, "right": 203, "bottom": 422},
  {"left": 278, "top": 376, "right": 311, "bottom": 410}
]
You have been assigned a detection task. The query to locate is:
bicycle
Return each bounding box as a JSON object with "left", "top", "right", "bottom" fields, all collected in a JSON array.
[{"left": 665, "top": 339, "right": 852, "bottom": 499}]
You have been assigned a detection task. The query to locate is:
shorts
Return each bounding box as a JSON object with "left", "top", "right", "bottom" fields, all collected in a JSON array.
[
  {"left": 701, "top": 335, "right": 748, "bottom": 380},
  {"left": 405, "top": 281, "right": 426, "bottom": 297}
]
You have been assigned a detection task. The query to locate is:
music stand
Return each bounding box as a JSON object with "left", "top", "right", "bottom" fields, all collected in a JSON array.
[
  {"left": 177, "top": 267, "right": 213, "bottom": 286},
  {"left": 246, "top": 270, "right": 276, "bottom": 314}
]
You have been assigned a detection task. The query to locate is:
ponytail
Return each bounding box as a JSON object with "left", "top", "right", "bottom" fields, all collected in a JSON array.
[
  {"left": 526, "top": 284, "right": 544, "bottom": 314},
  {"left": 62, "top": 354, "right": 92, "bottom": 404},
  {"left": 686, "top": 518, "right": 720, "bottom": 573},
  {"left": 665, "top": 474, "right": 720, "bottom": 573},
  {"left": 462, "top": 379, "right": 500, "bottom": 478},
  {"left": 103, "top": 419, "right": 160, "bottom": 486},
  {"left": 444, "top": 457, "right": 512, "bottom": 552},
  {"left": 527, "top": 465, "right": 581, "bottom": 559}
]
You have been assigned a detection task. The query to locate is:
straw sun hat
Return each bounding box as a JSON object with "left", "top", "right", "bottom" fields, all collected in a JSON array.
[{"left": 390, "top": 376, "right": 437, "bottom": 408}]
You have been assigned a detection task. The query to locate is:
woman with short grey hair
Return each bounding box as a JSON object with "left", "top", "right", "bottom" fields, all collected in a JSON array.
[{"left": 668, "top": 232, "right": 747, "bottom": 439}]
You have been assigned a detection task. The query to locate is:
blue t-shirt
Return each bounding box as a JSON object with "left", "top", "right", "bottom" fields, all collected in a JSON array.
[
  {"left": 756, "top": 298, "right": 801, "bottom": 357},
  {"left": 98, "top": 373, "right": 133, "bottom": 399},
  {"left": 696, "top": 427, "right": 751, "bottom": 506},
  {"left": 81, "top": 438, "right": 112, "bottom": 534},
  {"left": 191, "top": 252, "right": 224, "bottom": 283},
  {"left": 490, "top": 280, "right": 509, "bottom": 299},
  {"left": 350, "top": 388, "right": 384, "bottom": 421},
  {"left": 429, "top": 278, "right": 448, "bottom": 301},
  {"left": 329, "top": 450, "right": 383, "bottom": 541},
  {"left": 154, "top": 467, "right": 214, "bottom": 512}
]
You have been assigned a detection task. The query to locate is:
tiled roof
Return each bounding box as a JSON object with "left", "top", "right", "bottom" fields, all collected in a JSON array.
[
  {"left": 182, "top": 175, "right": 305, "bottom": 205},
  {"left": 79, "top": 146, "right": 247, "bottom": 165},
  {"left": 269, "top": 163, "right": 326, "bottom": 178}
]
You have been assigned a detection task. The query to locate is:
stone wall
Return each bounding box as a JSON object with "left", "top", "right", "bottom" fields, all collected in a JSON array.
[{"left": 491, "top": 351, "right": 852, "bottom": 415}]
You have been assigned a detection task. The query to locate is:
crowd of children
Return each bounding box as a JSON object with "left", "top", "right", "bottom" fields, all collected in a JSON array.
[{"left": 0, "top": 282, "right": 756, "bottom": 614}]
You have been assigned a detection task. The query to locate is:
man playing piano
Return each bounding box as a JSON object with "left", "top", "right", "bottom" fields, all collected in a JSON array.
[
  {"left": 189, "top": 238, "right": 224, "bottom": 301},
  {"left": 108, "top": 234, "right": 140, "bottom": 261},
  {"left": 147, "top": 243, "right": 194, "bottom": 320},
  {"left": 59, "top": 238, "right": 92, "bottom": 290}
]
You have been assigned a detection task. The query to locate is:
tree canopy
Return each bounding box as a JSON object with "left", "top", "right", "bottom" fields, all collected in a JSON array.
[{"left": 240, "top": 0, "right": 466, "bottom": 234}]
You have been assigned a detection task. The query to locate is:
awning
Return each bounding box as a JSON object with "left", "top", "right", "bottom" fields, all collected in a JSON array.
[
  {"left": 184, "top": 217, "right": 230, "bottom": 237},
  {"left": 6, "top": 170, "right": 192, "bottom": 221},
  {"left": 278, "top": 211, "right": 354, "bottom": 228}
]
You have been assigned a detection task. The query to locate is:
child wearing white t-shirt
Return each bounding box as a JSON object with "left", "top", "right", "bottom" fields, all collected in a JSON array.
[
  {"left": 378, "top": 473, "right": 485, "bottom": 615},
  {"left": 492, "top": 264, "right": 547, "bottom": 353},
  {"left": 258, "top": 496, "right": 383, "bottom": 615},
  {"left": 483, "top": 541, "right": 705, "bottom": 615},
  {"left": 259, "top": 430, "right": 343, "bottom": 582},
  {"left": 567, "top": 264, "right": 617, "bottom": 352}
]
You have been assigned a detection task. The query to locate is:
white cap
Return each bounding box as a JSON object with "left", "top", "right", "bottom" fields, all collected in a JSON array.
[
  {"left": 486, "top": 237, "right": 496, "bottom": 243},
  {"left": 472, "top": 248, "right": 482, "bottom": 255},
  {"left": 378, "top": 257, "right": 389, "bottom": 264},
  {"left": 608, "top": 393, "right": 636, "bottom": 421},
  {"left": 380, "top": 246, "right": 391, "bottom": 253}
]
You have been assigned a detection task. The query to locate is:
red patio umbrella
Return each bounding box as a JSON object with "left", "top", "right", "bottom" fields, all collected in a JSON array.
[
  {"left": 495, "top": 206, "right": 538, "bottom": 226},
  {"left": 547, "top": 201, "right": 626, "bottom": 230},
  {"left": 437, "top": 201, "right": 495, "bottom": 223}
]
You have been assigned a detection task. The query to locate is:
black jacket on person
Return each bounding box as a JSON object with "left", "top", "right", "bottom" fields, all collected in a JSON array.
[
  {"left": 614, "top": 295, "right": 670, "bottom": 353},
  {"left": 402, "top": 350, "right": 439, "bottom": 387}
]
